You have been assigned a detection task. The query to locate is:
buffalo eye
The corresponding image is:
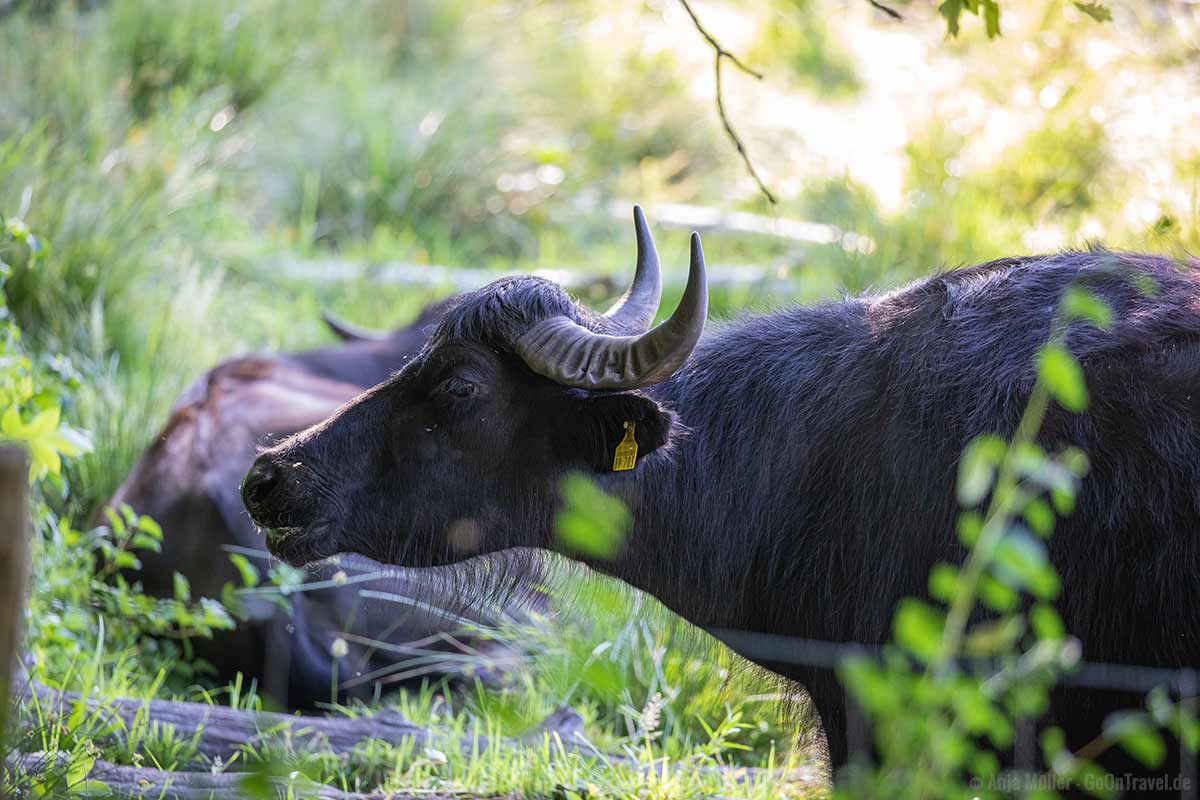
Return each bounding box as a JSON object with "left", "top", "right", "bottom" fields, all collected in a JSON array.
[{"left": 442, "top": 376, "right": 476, "bottom": 398}]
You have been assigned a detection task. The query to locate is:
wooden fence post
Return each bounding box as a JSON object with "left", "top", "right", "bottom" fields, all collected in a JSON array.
[{"left": 0, "top": 444, "right": 29, "bottom": 744}]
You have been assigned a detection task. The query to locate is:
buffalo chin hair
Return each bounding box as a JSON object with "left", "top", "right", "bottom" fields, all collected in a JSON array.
[{"left": 321, "top": 547, "right": 820, "bottom": 766}]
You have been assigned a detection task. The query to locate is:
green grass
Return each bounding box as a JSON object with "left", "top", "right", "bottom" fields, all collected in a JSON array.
[{"left": 13, "top": 540, "right": 818, "bottom": 797}]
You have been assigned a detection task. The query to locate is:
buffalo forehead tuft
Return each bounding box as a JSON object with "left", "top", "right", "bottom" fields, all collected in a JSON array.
[{"left": 431, "top": 276, "right": 621, "bottom": 352}]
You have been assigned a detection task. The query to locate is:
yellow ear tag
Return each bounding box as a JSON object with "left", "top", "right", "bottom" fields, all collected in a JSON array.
[{"left": 613, "top": 421, "right": 638, "bottom": 472}]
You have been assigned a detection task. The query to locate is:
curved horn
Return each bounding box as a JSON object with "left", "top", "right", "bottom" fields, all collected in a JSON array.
[
  {"left": 515, "top": 232, "right": 707, "bottom": 390},
  {"left": 321, "top": 311, "right": 386, "bottom": 342},
  {"left": 601, "top": 205, "right": 662, "bottom": 333}
]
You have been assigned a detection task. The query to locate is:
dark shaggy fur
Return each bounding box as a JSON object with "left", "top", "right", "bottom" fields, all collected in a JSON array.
[{"left": 246, "top": 248, "right": 1200, "bottom": 782}]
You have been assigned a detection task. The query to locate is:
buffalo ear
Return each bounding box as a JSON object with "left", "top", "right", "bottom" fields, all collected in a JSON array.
[{"left": 558, "top": 391, "right": 673, "bottom": 472}]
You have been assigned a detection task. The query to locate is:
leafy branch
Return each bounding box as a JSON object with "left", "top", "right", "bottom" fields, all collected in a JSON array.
[
  {"left": 838, "top": 280, "right": 1194, "bottom": 796},
  {"left": 940, "top": 0, "right": 1112, "bottom": 39}
]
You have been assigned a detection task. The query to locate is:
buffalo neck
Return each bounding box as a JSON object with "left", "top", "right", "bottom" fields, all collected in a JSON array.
[{"left": 566, "top": 304, "right": 885, "bottom": 637}]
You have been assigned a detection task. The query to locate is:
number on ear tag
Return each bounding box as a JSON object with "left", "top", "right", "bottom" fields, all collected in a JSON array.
[{"left": 613, "top": 421, "right": 638, "bottom": 472}]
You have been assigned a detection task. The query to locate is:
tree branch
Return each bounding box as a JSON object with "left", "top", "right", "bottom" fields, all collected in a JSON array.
[
  {"left": 866, "top": 0, "right": 904, "bottom": 21},
  {"left": 676, "top": 0, "right": 763, "bottom": 79},
  {"left": 676, "top": 0, "right": 777, "bottom": 205}
]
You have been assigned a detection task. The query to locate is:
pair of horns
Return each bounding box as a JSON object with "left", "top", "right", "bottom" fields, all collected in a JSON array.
[{"left": 515, "top": 206, "right": 708, "bottom": 390}]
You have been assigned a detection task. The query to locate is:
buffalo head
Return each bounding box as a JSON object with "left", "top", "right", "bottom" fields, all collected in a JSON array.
[{"left": 242, "top": 207, "right": 707, "bottom": 568}]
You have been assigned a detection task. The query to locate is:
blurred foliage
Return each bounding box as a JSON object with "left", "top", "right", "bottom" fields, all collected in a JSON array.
[
  {"left": 107, "top": 0, "right": 296, "bottom": 116},
  {"left": 836, "top": 286, "right": 1197, "bottom": 798},
  {"left": 555, "top": 472, "right": 632, "bottom": 560},
  {"left": 0, "top": 214, "right": 244, "bottom": 701},
  {"left": 751, "top": 0, "right": 862, "bottom": 97},
  {"left": 0, "top": 214, "right": 91, "bottom": 484}
]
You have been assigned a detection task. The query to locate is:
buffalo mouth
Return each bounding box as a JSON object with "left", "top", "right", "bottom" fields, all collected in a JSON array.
[{"left": 264, "top": 523, "right": 340, "bottom": 567}]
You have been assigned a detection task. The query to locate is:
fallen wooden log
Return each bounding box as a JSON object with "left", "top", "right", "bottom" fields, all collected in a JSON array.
[
  {"left": 9, "top": 751, "right": 510, "bottom": 800},
  {"left": 22, "top": 680, "right": 444, "bottom": 764},
  {"left": 14, "top": 677, "right": 822, "bottom": 792}
]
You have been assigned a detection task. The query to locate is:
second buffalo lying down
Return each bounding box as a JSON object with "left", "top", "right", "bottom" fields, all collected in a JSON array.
[
  {"left": 244, "top": 207, "right": 1200, "bottom": 781},
  {"left": 105, "top": 300, "right": 522, "bottom": 706}
]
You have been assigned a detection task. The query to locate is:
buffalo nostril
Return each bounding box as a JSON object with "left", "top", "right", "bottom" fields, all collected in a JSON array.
[{"left": 242, "top": 459, "right": 282, "bottom": 513}]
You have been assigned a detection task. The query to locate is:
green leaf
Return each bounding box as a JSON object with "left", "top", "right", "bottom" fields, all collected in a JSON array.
[
  {"left": 839, "top": 657, "right": 902, "bottom": 714},
  {"left": 1106, "top": 711, "right": 1166, "bottom": 768},
  {"left": 27, "top": 405, "right": 59, "bottom": 436},
  {"left": 1023, "top": 497, "right": 1055, "bottom": 537},
  {"left": 555, "top": 472, "right": 631, "bottom": 559},
  {"left": 1008, "top": 682, "right": 1050, "bottom": 718},
  {"left": 1177, "top": 709, "right": 1200, "bottom": 754},
  {"left": 200, "top": 597, "right": 235, "bottom": 630},
  {"left": 66, "top": 755, "right": 95, "bottom": 789},
  {"left": 113, "top": 551, "right": 140, "bottom": 570},
  {"left": 1051, "top": 484, "right": 1076, "bottom": 516},
  {"left": 1030, "top": 603, "right": 1065, "bottom": 640},
  {"left": 102, "top": 506, "right": 125, "bottom": 535},
  {"left": 71, "top": 780, "right": 112, "bottom": 798},
  {"left": 969, "top": 750, "right": 999, "bottom": 779},
  {"left": 229, "top": 553, "right": 260, "bottom": 588},
  {"left": 1059, "top": 446, "right": 1090, "bottom": 477},
  {"left": 957, "top": 435, "right": 1006, "bottom": 506},
  {"left": 978, "top": 572, "right": 1019, "bottom": 613},
  {"left": 982, "top": 0, "right": 1000, "bottom": 37},
  {"left": 1074, "top": 2, "right": 1112, "bottom": 23},
  {"left": 238, "top": 760, "right": 293, "bottom": 800},
  {"left": 173, "top": 572, "right": 191, "bottom": 603},
  {"left": 952, "top": 684, "right": 1008, "bottom": 742},
  {"left": 1075, "top": 760, "right": 1116, "bottom": 799},
  {"left": 957, "top": 511, "right": 984, "bottom": 546},
  {"left": 893, "top": 598, "right": 945, "bottom": 663},
  {"left": 129, "top": 532, "right": 162, "bottom": 553},
  {"left": 2, "top": 406, "right": 25, "bottom": 436},
  {"left": 1042, "top": 725, "right": 1068, "bottom": 769},
  {"left": 928, "top": 562, "right": 960, "bottom": 603},
  {"left": 1147, "top": 686, "right": 1172, "bottom": 726},
  {"left": 136, "top": 514, "right": 163, "bottom": 540},
  {"left": 1038, "top": 344, "right": 1089, "bottom": 412},
  {"left": 993, "top": 531, "right": 1060, "bottom": 599},
  {"left": 1062, "top": 286, "right": 1113, "bottom": 330},
  {"left": 939, "top": 0, "right": 963, "bottom": 36}
]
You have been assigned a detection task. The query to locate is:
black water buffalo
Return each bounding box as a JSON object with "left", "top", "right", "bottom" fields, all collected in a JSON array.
[{"left": 242, "top": 207, "right": 1200, "bottom": 783}]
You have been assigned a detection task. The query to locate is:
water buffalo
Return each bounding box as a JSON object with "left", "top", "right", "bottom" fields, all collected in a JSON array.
[{"left": 242, "top": 207, "right": 1200, "bottom": 782}]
